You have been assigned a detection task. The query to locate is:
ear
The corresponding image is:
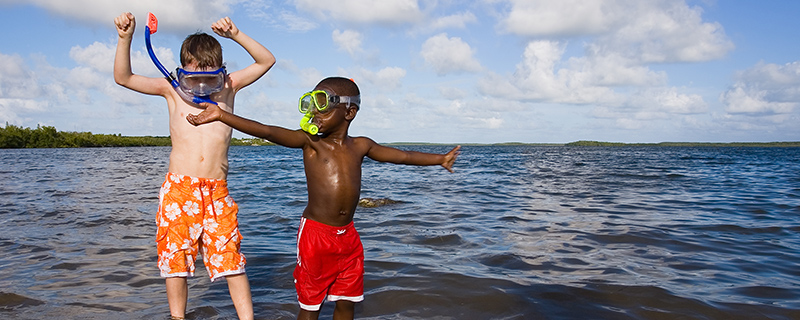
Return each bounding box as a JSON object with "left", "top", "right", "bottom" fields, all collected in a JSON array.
[{"left": 344, "top": 106, "right": 358, "bottom": 121}]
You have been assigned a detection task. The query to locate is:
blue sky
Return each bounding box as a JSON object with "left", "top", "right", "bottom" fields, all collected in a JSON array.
[{"left": 1, "top": 0, "right": 799, "bottom": 144}]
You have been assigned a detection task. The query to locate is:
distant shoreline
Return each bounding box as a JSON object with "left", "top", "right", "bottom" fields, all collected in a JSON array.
[{"left": 2, "top": 124, "right": 799, "bottom": 148}]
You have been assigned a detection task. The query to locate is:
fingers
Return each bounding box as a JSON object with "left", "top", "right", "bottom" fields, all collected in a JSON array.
[
  {"left": 186, "top": 113, "right": 200, "bottom": 126},
  {"left": 211, "top": 17, "right": 230, "bottom": 30},
  {"left": 186, "top": 112, "right": 212, "bottom": 126},
  {"left": 211, "top": 17, "right": 237, "bottom": 37},
  {"left": 448, "top": 145, "right": 461, "bottom": 158},
  {"left": 114, "top": 12, "right": 135, "bottom": 33},
  {"left": 186, "top": 102, "right": 222, "bottom": 126}
]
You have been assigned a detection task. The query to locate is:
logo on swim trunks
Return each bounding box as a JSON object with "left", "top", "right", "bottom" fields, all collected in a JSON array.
[{"left": 336, "top": 229, "right": 346, "bottom": 235}]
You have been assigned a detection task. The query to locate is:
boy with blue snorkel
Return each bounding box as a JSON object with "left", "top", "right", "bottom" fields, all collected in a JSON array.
[
  {"left": 187, "top": 77, "right": 460, "bottom": 320},
  {"left": 113, "top": 12, "right": 275, "bottom": 320}
]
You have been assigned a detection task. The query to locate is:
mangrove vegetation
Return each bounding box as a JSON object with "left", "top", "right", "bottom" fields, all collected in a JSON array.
[{"left": 1, "top": 124, "right": 797, "bottom": 149}]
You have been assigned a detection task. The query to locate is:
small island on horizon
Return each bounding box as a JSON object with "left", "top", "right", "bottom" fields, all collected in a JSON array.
[{"left": 2, "top": 123, "right": 799, "bottom": 149}]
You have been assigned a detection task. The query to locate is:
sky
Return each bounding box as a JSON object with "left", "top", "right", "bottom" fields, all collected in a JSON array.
[{"left": 1, "top": 0, "right": 799, "bottom": 144}]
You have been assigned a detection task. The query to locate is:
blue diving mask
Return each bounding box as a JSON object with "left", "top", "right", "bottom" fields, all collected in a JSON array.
[{"left": 174, "top": 67, "right": 227, "bottom": 97}]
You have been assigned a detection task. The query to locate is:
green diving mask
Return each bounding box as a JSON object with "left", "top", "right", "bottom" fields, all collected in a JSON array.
[
  {"left": 298, "top": 90, "right": 360, "bottom": 114},
  {"left": 298, "top": 90, "right": 360, "bottom": 135}
]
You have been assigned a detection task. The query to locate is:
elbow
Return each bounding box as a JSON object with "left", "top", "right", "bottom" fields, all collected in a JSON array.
[
  {"left": 113, "top": 73, "right": 128, "bottom": 87},
  {"left": 261, "top": 53, "right": 276, "bottom": 69},
  {"left": 261, "top": 58, "right": 276, "bottom": 72}
]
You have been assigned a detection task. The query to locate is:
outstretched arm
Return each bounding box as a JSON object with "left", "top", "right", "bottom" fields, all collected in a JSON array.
[
  {"left": 186, "top": 103, "right": 307, "bottom": 148},
  {"left": 113, "top": 12, "right": 171, "bottom": 96},
  {"left": 212, "top": 17, "right": 276, "bottom": 91},
  {"left": 364, "top": 139, "right": 461, "bottom": 173}
]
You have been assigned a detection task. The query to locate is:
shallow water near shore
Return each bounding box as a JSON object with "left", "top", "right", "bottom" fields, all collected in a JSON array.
[{"left": 1, "top": 145, "right": 799, "bottom": 319}]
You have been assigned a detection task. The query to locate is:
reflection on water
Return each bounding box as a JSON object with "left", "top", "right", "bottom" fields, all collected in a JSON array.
[{"left": 0, "top": 146, "right": 799, "bottom": 319}]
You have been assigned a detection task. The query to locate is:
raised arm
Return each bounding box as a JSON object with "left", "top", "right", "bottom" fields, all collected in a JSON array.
[
  {"left": 113, "top": 12, "right": 171, "bottom": 96},
  {"left": 186, "top": 102, "right": 307, "bottom": 148},
  {"left": 364, "top": 138, "right": 461, "bottom": 173},
  {"left": 212, "top": 17, "right": 276, "bottom": 91}
]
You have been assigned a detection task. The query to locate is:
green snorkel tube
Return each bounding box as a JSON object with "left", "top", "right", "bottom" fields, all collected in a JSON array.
[
  {"left": 299, "top": 112, "right": 319, "bottom": 135},
  {"left": 297, "top": 89, "right": 359, "bottom": 135}
]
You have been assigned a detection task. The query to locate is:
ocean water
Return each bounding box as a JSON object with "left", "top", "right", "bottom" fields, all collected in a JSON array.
[{"left": 0, "top": 145, "right": 798, "bottom": 319}]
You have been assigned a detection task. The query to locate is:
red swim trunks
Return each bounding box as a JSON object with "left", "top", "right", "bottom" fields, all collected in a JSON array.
[
  {"left": 293, "top": 217, "right": 364, "bottom": 311},
  {"left": 155, "top": 173, "right": 245, "bottom": 281}
]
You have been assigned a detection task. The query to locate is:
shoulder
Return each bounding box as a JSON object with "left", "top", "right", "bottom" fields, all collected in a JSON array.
[
  {"left": 351, "top": 136, "right": 377, "bottom": 147},
  {"left": 353, "top": 136, "right": 394, "bottom": 156}
]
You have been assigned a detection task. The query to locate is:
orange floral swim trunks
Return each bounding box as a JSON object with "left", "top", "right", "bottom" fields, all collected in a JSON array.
[{"left": 155, "top": 173, "right": 246, "bottom": 281}]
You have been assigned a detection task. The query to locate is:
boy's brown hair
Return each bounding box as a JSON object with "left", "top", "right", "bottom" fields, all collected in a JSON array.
[{"left": 180, "top": 32, "right": 223, "bottom": 69}]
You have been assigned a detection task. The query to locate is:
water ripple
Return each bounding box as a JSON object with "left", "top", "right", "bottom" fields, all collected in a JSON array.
[{"left": 1, "top": 146, "right": 799, "bottom": 319}]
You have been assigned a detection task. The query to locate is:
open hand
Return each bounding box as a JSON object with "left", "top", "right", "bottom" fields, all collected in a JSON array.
[
  {"left": 211, "top": 17, "right": 239, "bottom": 38},
  {"left": 441, "top": 145, "right": 461, "bottom": 173},
  {"left": 186, "top": 102, "right": 224, "bottom": 126}
]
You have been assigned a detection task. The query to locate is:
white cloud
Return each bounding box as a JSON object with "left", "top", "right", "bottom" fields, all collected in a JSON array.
[
  {"left": 420, "top": 33, "right": 481, "bottom": 76},
  {"left": 499, "top": 0, "right": 616, "bottom": 36},
  {"left": 478, "top": 40, "right": 622, "bottom": 104},
  {"left": 0, "top": 98, "right": 49, "bottom": 125},
  {"left": 332, "top": 29, "right": 363, "bottom": 56},
  {"left": 298, "top": 67, "right": 325, "bottom": 88},
  {"left": 588, "top": 87, "right": 707, "bottom": 131},
  {"left": 3, "top": 0, "right": 232, "bottom": 32},
  {"left": 277, "top": 11, "right": 318, "bottom": 32},
  {"left": 294, "top": 0, "right": 423, "bottom": 25},
  {"left": 428, "top": 11, "right": 477, "bottom": 30},
  {"left": 721, "top": 86, "right": 796, "bottom": 115},
  {"left": 353, "top": 67, "right": 407, "bottom": 91},
  {"left": 435, "top": 99, "right": 505, "bottom": 130},
  {"left": 720, "top": 62, "right": 800, "bottom": 115},
  {"left": 0, "top": 52, "right": 48, "bottom": 125},
  {"left": 499, "top": 0, "right": 733, "bottom": 63},
  {"left": 438, "top": 86, "right": 467, "bottom": 100},
  {"left": 68, "top": 41, "right": 169, "bottom": 108},
  {"left": 601, "top": 1, "right": 733, "bottom": 63},
  {"left": 69, "top": 42, "right": 115, "bottom": 74},
  {"left": 626, "top": 88, "right": 707, "bottom": 115},
  {"left": 478, "top": 38, "right": 708, "bottom": 129},
  {"left": 0, "top": 52, "right": 42, "bottom": 99}
]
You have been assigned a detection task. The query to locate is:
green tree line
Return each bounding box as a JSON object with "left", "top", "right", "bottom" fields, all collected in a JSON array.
[
  {"left": 4, "top": 124, "right": 796, "bottom": 149},
  {"left": 0, "top": 122, "right": 274, "bottom": 149},
  {"left": 565, "top": 140, "right": 800, "bottom": 147},
  {"left": 1, "top": 123, "right": 171, "bottom": 148},
  {"left": 0, "top": 123, "right": 275, "bottom": 148}
]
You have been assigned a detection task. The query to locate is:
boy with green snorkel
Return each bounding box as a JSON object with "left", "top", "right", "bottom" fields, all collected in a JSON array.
[
  {"left": 187, "top": 77, "right": 460, "bottom": 319},
  {"left": 114, "top": 12, "right": 275, "bottom": 320}
]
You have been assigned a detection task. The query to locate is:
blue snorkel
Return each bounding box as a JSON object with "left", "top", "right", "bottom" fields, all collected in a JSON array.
[{"left": 144, "top": 13, "right": 217, "bottom": 105}]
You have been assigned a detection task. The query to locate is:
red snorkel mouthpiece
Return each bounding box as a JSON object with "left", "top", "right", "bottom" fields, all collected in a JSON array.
[
  {"left": 144, "top": 12, "right": 217, "bottom": 105},
  {"left": 147, "top": 12, "right": 158, "bottom": 34}
]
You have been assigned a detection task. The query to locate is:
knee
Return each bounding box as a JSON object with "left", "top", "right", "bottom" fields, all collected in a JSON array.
[{"left": 335, "top": 300, "right": 355, "bottom": 311}]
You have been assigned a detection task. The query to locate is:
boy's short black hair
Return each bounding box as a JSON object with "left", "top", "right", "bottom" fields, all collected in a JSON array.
[{"left": 319, "top": 77, "right": 360, "bottom": 109}]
